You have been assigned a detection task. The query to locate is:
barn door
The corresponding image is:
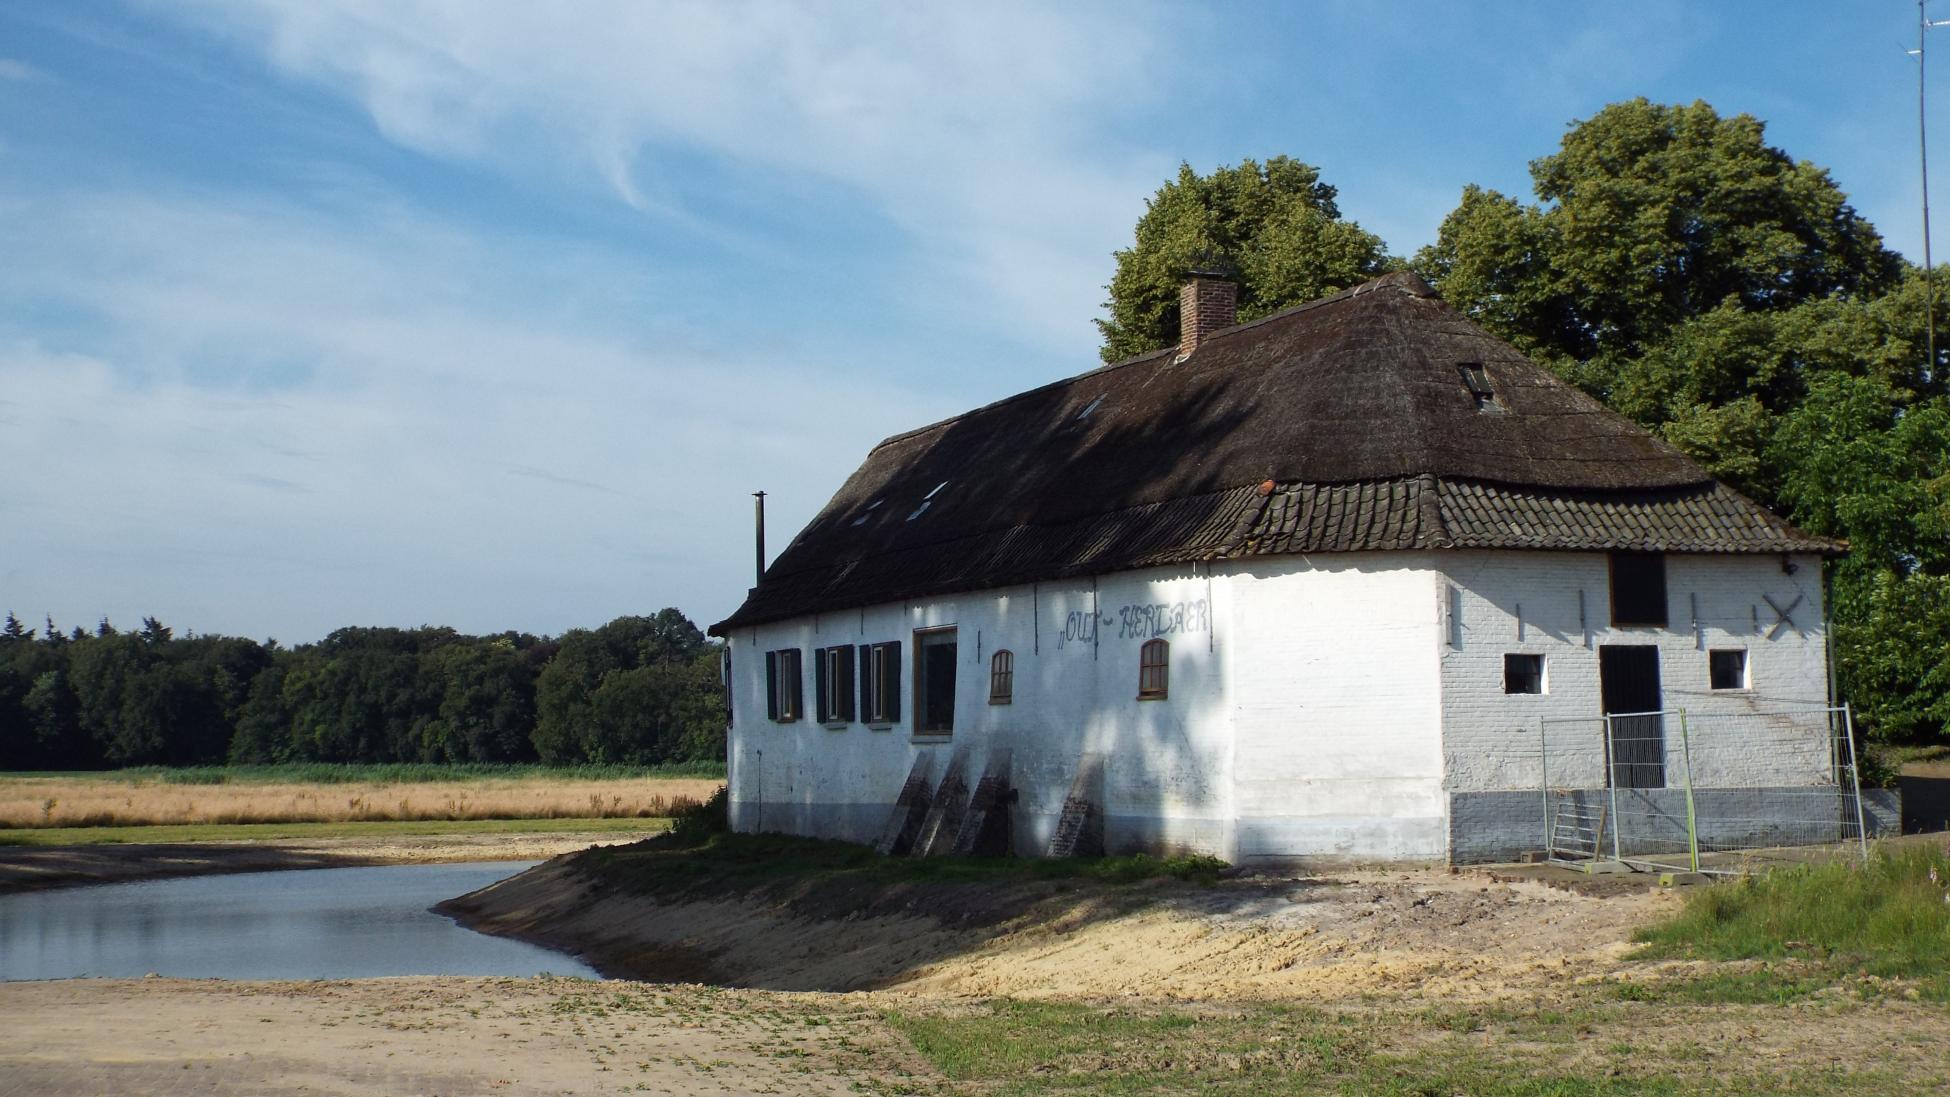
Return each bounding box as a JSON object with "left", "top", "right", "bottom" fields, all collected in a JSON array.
[{"left": 1599, "top": 645, "right": 1664, "bottom": 789}]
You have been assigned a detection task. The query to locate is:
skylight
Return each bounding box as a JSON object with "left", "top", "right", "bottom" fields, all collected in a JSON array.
[
  {"left": 850, "top": 499, "right": 883, "bottom": 527},
  {"left": 1457, "top": 363, "right": 1499, "bottom": 411},
  {"left": 908, "top": 482, "right": 950, "bottom": 521}
]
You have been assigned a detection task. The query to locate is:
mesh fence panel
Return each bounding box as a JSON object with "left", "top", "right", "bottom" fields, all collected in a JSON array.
[{"left": 1542, "top": 704, "right": 1866, "bottom": 875}]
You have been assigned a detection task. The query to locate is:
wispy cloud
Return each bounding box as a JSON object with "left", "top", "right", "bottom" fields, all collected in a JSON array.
[
  {"left": 0, "top": 186, "right": 950, "bottom": 640},
  {"left": 0, "top": 58, "right": 42, "bottom": 82},
  {"left": 151, "top": 0, "right": 1179, "bottom": 356}
]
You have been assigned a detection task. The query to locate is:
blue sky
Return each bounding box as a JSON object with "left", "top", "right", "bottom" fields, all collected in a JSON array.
[{"left": 0, "top": 1, "right": 1941, "bottom": 643}]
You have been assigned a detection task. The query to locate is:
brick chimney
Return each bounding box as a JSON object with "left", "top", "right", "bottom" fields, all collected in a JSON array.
[{"left": 1177, "top": 270, "right": 1238, "bottom": 359}]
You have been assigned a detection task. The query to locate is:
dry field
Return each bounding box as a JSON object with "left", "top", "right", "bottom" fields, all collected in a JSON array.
[{"left": 0, "top": 774, "right": 719, "bottom": 829}]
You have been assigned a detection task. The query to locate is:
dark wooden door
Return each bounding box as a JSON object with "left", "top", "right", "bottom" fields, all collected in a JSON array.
[{"left": 1599, "top": 645, "right": 1664, "bottom": 789}]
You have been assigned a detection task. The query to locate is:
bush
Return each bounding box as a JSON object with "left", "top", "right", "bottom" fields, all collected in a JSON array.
[{"left": 668, "top": 784, "right": 728, "bottom": 844}]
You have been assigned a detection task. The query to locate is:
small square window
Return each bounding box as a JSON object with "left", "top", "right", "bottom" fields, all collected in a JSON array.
[
  {"left": 1709, "top": 649, "right": 1748, "bottom": 691},
  {"left": 1503, "top": 653, "right": 1545, "bottom": 695}
]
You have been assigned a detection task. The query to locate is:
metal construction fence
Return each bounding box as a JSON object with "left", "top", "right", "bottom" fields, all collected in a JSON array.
[{"left": 1541, "top": 704, "right": 1868, "bottom": 875}]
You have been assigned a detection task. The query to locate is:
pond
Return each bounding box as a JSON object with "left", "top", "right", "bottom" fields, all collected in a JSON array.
[{"left": 0, "top": 861, "right": 600, "bottom": 981}]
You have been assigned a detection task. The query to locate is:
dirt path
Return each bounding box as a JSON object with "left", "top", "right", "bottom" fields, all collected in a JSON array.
[
  {"left": 0, "top": 977, "right": 909, "bottom": 1097},
  {"left": 0, "top": 830, "right": 664, "bottom": 894}
]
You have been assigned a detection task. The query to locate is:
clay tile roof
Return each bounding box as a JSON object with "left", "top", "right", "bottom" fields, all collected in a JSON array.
[{"left": 711, "top": 272, "right": 1841, "bottom": 634}]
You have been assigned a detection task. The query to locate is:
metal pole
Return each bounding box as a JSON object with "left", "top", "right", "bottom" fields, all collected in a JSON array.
[
  {"left": 1842, "top": 703, "right": 1871, "bottom": 860},
  {"left": 752, "top": 491, "right": 767, "bottom": 584},
  {"left": 1925, "top": 1, "right": 1939, "bottom": 379},
  {"left": 1678, "top": 710, "right": 1700, "bottom": 874},
  {"left": 1606, "top": 714, "right": 1623, "bottom": 865},
  {"left": 1539, "top": 718, "right": 1551, "bottom": 859}
]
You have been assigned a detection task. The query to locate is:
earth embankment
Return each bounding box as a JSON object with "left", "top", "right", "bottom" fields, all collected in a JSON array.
[{"left": 439, "top": 835, "right": 1680, "bottom": 999}]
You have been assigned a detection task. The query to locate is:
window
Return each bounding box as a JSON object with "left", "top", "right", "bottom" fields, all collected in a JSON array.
[
  {"left": 859, "top": 641, "right": 901, "bottom": 724},
  {"left": 721, "top": 649, "right": 733, "bottom": 721},
  {"left": 1457, "top": 362, "right": 1499, "bottom": 410},
  {"left": 764, "top": 648, "right": 803, "bottom": 722},
  {"left": 1503, "top": 653, "right": 1545, "bottom": 695},
  {"left": 1608, "top": 551, "right": 1668, "bottom": 628},
  {"left": 1138, "top": 639, "right": 1169, "bottom": 699},
  {"left": 915, "top": 628, "right": 958, "bottom": 734},
  {"left": 988, "top": 650, "right": 1014, "bottom": 704},
  {"left": 1709, "top": 649, "right": 1748, "bottom": 691},
  {"left": 814, "top": 646, "right": 856, "bottom": 723}
]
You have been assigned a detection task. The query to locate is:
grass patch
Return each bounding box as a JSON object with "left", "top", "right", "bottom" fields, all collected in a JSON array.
[
  {"left": 0, "top": 816, "right": 672, "bottom": 846},
  {"left": 580, "top": 830, "right": 1227, "bottom": 896},
  {"left": 1632, "top": 841, "right": 1950, "bottom": 1000},
  {"left": 0, "top": 761, "right": 726, "bottom": 785},
  {"left": 882, "top": 996, "right": 1911, "bottom": 1095}
]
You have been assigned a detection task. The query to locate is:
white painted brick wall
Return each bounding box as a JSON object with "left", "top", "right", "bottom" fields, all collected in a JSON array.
[
  {"left": 1223, "top": 553, "right": 1447, "bottom": 862},
  {"left": 1436, "top": 551, "right": 1832, "bottom": 795},
  {"left": 725, "top": 565, "right": 1235, "bottom": 857}
]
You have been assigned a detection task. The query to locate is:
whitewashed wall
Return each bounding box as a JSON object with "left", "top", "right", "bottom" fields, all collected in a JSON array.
[
  {"left": 1223, "top": 553, "right": 1448, "bottom": 863},
  {"left": 724, "top": 564, "right": 1235, "bottom": 857},
  {"left": 1436, "top": 551, "right": 1832, "bottom": 794}
]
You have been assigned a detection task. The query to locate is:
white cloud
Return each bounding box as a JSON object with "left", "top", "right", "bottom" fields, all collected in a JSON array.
[
  {"left": 0, "top": 188, "right": 949, "bottom": 641},
  {"left": 149, "top": 0, "right": 1177, "bottom": 356},
  {"left": 0, "top": 59, "right": 42, "bottom": 82}
]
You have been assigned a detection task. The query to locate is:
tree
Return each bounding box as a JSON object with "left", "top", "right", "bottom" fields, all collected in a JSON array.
[
  {"left": 1419, "top": 99, "right": 1901, "bottom": 366},
  {"left": 1417, "top": 97, "right": 1949, "bottom": 743},
  {"left": 1097, "top": 157, "right": 1393, "bottom": 362}
]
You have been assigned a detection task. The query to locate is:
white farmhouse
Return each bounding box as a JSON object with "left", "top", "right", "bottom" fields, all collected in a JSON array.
[{"left": 710, "top": 272, "right": 1875, "bottom": 865}]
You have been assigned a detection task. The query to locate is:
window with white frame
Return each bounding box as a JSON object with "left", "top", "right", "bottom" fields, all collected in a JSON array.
[
  {"left": 1709, "top": 649, "right": 1748, "bottom": 691},
  {"left": 1503, "top": 653, "right": 1545, "bottom": 695},
  {"left": 814, "top": 646, "right": 856, "bottom": 723},
  {"left": 764, "top": 648, "right": 803, "bottom": 722},
  {"left": 860, "top": 640, "right": 901, "bottom": 724}
]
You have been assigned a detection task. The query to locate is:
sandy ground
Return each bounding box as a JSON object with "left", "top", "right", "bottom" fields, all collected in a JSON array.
[
  {"left": 0, "top": 830, "right": 666, "bottom": 894},
  {"left": 0, "top": 977, "right": 907, "bottom": 1097},
  {"left": 446, "top": 855, "right": 1684, "bottom": 1001}
]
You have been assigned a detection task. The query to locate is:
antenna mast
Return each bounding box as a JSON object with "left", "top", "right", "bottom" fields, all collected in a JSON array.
[{"left": 1915, "top": 2, "right": 1950, "bottom": 376}]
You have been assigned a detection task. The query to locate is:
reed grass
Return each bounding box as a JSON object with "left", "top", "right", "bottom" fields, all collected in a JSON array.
[{"left": 0, "top": 772, "right": 721, "bottom": 829}]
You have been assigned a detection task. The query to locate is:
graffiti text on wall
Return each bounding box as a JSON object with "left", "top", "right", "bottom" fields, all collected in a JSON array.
[{"left": 1055, "top": 600, "right": 1210, "bottom": 649}]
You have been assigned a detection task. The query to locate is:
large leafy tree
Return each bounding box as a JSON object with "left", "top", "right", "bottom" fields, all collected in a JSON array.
[
  {"left": 1419, "top": 98, "right": 1948, "bottom": 744},
  {"left": 1097, "top": 156, "right": 1393, "bottom": 362},
  {"left": 1419, "top": 99, "right": 1902, "bottom": 368}
]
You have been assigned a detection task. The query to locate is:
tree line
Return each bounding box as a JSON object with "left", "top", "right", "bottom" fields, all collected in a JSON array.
[
  {"left": 0, "top": 608, "right": 725, "bottom": 770},
  {"left": 1101, "top": 98, "right": 1950, "bottom": 742}
]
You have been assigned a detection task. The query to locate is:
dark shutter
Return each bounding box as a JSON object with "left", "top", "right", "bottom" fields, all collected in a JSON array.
[
  {"left": 788, "top": 650, "right": 804, "bottom": 721},
  {"left": 885, "top": 641, "right": 902, "bottom": 723},
  {"left": 765, "top": 650, "right": 779, "bottom": 721},
  {"left": 857, "top": 644, "right": 871, "bottom": 721},
  {"left": 838, "top": 645, "right": 856, "bottom": 720},
  {"left": 813, "top": 648, "right": 829, "bottom": 722},
  {"left": 1609, "top": 552, "right": 1668, "bottom": 627}
]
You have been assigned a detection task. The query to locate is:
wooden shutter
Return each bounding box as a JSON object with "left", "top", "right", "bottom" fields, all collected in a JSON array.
[
  {"left": 857, "top": 644, "right": 871, "bottom": 721},
  {"left": 765, "top": 650, "right": 779, "bottom": 721},
  {"left": 813, "top": 648, "right": 829, "bottom": 722},
  {"left": 838, "top": 645, "right": 856, "bottom": 720},
  {"left": 788, "top": 650, "right": 804, "bottom": 721},
  {"left": 885, "top": 641, "right": 902, "bottom": 723}
]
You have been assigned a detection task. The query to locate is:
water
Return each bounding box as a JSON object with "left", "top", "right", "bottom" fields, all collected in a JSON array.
[{"left": 0, "top": 861, "right": 600, "bottom": 981}]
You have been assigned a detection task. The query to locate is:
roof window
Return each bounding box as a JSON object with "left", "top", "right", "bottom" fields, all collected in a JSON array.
[
  {"left": 1074, "top": 395, "right": 1105, "bottom": 421},
  {"left": 907, "top": 482, "right": 950, "bottom": 521},
  {"left": 849, "top": 499, "right": 883, "bottom": 527},
  {"left": 1457, "top": 363, "right": 1500, "bottom": 411}
]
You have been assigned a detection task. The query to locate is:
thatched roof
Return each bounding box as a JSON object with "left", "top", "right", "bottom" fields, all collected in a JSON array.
[{"left": 712, "top": 272, "right": 1839, "bottom": 634}]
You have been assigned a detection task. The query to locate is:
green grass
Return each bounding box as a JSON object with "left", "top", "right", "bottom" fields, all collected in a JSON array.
[
  {"left": 579, "top": 830, "right": 1227, "bottom": 896},
  {"left": 1632, "top": 840, "right": 1950, "bottom": 1000},
  {"left": 881, "top": 997, "right": 1910, "bottom": 1095},
  {"left": 0, "top": 815, "right": 672, "bottom": 846},
  {"left": 0, "top": 761, "right": 726, "bottom": 784}
]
